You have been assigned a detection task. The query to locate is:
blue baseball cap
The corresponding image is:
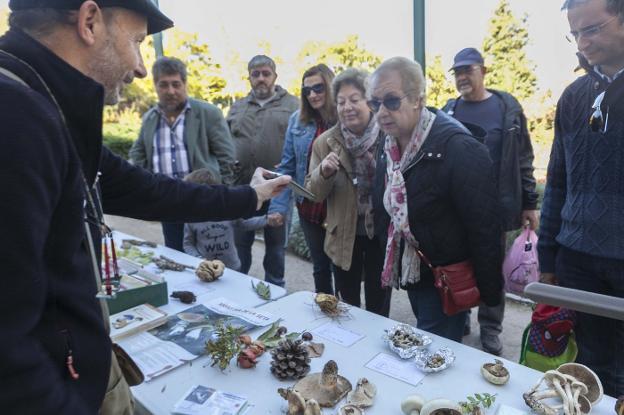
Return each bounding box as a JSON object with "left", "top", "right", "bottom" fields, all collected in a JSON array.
[{"left": 450, "top": 48, "right": 484, "bottom": 71}]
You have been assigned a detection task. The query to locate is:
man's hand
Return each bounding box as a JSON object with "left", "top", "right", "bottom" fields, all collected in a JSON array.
[
  {"left": 267, "top": 213, "right": 284, "bottom": 227},
  {"left": 539, "top": 272, "right": 557, "bottom": 285},
  {"left": 320, "top": 152, "right": 340, "bottom": 179},
  {"left": 522, "top": 209, "right": 540, "bottom": 230},
  {"left": 250, "top": 168, "right": 291, "bottom": 210}
]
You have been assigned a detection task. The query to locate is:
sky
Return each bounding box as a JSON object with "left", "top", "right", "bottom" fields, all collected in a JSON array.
[{"left": 0, "top": 0, "right": 580, "bottom": 98}]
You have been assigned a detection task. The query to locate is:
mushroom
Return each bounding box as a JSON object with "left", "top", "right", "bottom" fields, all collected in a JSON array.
[
  {"left": 616, "top": 396, "right": 624, "bottom": 415},
  {"left": 346, "top": 378, "right": 377, "bottom": 408},
  {"left": 481, "top": 359, "right": 510, "bottom": 385},
  {"left": 293, "top": 360, "right": 352, "bottom": 408},
  {"left": 304, "top": 399, "right": 321, "bottom": 415},
  {"left": 196, "top": 259, "right": 225, "bottom": 282},
  {"left": 278, "top": 387, "right": 306, "bottom": 415},
  {"left": 557, "top": 363, "right": 604, "bottom": 405},
  {"left": 401, "top": 395, "right": 426, "bottom": 415},
  {"left": 420, "top": 398, "right": 462, "bottom": 415},
  {"left": 338, "top": 404, "right": 365, "bottom": 415}
]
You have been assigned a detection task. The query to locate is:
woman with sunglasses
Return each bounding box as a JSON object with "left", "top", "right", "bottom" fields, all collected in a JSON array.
[
  {"left": 369, "top": 57, "right": 503, "bottom": 341},
  {"left": 269, "top": 64, "right": 337, "bottom": 294},
  {"left": 306, "top": 68, "right": 392, "bottom": 316}
]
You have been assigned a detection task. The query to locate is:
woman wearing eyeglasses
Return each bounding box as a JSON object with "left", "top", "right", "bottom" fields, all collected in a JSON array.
[
  {"left": 269, "top": 64, "right": 337, "bottom": 294},
  {"left": 305, "top": 68, "right": 392, "bottom": 316},
  {"left": 369, "top": 57, "right": 503, "bottom": 341}
]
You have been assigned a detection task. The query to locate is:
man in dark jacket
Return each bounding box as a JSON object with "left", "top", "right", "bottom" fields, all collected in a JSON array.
[
  {"left": 227, "top": 55, "right": 299, "bottom": 287},
  {"left": 0, "top": 1, "right": 289, "bottom": 413},
  {"left": 538, "top": 0, "right": 624, "bottom": 396},
  {"left": 443, "top": 47, "right": 538, "bottom": 355}
]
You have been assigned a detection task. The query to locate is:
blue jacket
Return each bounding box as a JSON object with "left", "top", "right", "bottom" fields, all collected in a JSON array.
[{"left": 269, "top": 110, "right": 316, "bottom": 214}]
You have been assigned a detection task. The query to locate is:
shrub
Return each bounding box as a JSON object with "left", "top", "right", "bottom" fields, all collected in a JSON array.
[{"left": 103, "top": 122, "right": 140, "bottom": 159}]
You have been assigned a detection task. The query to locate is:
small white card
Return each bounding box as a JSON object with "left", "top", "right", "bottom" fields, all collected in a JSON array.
[
  {"left": 311, "top": 322, "right": 365, "bottom": 347},
  {"left": 365, "top": 352, "right": 426, "bottom": 386}
]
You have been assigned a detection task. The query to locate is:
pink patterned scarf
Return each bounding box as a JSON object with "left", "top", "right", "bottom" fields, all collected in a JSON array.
[{"left": 381, "top": 108, "right": 436, "bottom": 288}]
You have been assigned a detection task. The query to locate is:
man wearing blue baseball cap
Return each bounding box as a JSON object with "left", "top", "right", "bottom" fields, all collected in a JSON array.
[
  {"left": 443, "top": 47, "right": 538, "bottom": 356},
  {"left": 0, "top": 2, "right": 290, "bottom": 413}
]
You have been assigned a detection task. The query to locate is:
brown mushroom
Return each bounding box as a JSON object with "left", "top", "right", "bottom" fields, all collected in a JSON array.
[
  {"left": 293, "top": 360, "right": 352, "bottom": 408},
  {"left": 557, "top": 363, "right": 604, "bottom": 405},
  {"left": 304, "top": 399, "right": 322, "bottom": 415},
  {"left": 346, "top": 377, "right": 377, "bottom": 407},
  {"left": 616, "top": 396, "right": 624, "bottom": 415},
  {"left": 481, "top": 359, "right": 510, "bottom": 385},
  {"left": 278, "top": 388, "right": 306, "bottom": 415}
]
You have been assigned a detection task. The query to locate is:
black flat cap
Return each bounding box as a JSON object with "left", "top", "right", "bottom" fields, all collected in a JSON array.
[{"left": 9, "top": 0, "right": 174, "bottom": 34}]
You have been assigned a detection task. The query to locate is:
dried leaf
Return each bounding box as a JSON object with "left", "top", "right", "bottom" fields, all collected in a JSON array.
[{"left": 251, "top": 280, "right": 271, "bottom": 300}]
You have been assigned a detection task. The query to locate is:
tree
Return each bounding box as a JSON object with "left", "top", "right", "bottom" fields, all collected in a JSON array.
[
  {"left": 482, "top": 0, "right": 537, "bottom": 101},
  {"left": 291, "top": 35, "right": 382, "bottom": 94},
  {"left": 426, "top": 55, "right": 457, "bottom": 109}
]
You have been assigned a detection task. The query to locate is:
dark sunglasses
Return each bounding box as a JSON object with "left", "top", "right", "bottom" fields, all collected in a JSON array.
[
  {"left": 590, "top": 91, "right": 609, "bottom": 133},
  {"left": 250, "top": 70, "right": 273, "bottom": 78},
  {"left": 302, "top": 83, "right": 325, "bottom": 97},
  {"left": 367, "top": 93, "right": 412, "bottom": 113}
]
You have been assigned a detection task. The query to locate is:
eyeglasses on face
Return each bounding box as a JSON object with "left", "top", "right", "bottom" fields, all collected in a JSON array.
[
  {"left": 302, "top": 83, "right": 325, "bottom": 97},
  {"left": 250, "top": 69, "right": 274, "bottom": 78},
  {"left": 367, "top": 92, "right": 415, "bottom": 113},
  {"left": 567, "top": 15, "right": 618, "bottom": 43}
]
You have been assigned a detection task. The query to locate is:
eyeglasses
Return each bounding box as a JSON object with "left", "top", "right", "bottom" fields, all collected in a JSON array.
[
  {"left": 302, "top": 83, "right": 325, "bottom": 97},
  {"left": 250, "top": 69, "right": 273, "bottom": 78},
  {"left": 567, "top": 15, "right": 618, "bottom": 43},
  {"left": 367, "top": 92, "right": 414, "bottom": 113},
  {"left": 589, "top": 91, "right": 609, "bottom": 133}
]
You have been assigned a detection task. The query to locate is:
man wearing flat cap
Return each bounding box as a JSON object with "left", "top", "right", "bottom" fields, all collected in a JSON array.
[
  {"left": 443, "top": 47, "right": 538, "bottom": 356},
  {"left": 0, "top": 1, "right": 290, "bottom": 413}
]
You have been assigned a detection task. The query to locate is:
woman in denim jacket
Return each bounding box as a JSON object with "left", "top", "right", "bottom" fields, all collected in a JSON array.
[{"left": 269, "top": 64, "right": 337, "bottom": 293}]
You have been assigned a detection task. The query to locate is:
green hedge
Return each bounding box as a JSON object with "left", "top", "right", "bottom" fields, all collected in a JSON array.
[{"left": 103, "top": 122, "right": 139, "bottom": 159}]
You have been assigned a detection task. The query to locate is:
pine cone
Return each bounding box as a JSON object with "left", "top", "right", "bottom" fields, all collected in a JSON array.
[
  {"left": 196, "top": 260, "right": 225, "bottom": 282},
  {"left": 270, "top": 338, "right": 311, "bottom": 380}
]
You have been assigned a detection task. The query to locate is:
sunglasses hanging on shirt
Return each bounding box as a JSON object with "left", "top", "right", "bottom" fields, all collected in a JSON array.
[{"left": 590, "top": 91, "right": 609, "bottom": 134}]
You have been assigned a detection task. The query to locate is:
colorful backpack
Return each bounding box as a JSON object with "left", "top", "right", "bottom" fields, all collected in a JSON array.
[{"left": 503, "top": 228, "right": 539, "bottom": 296}]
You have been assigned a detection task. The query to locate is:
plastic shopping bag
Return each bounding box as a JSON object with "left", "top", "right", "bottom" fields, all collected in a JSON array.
[{"left": 503, "top": 227, "right": 539, "bottom": 296}]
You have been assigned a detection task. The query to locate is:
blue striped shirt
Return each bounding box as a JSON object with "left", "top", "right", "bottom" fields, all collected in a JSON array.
[{"left": 152, "top": 101, "right": 192, "bottom": 179}]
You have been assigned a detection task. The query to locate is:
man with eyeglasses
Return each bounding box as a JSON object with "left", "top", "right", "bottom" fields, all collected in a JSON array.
[
  {"left": 442, "top": 47, "right": 538, "bottom": 356},
  {"left": 227, "top": 55, "right": 298, "bottom": 286},
  {"left": 130, "top": 56, "right": 237, "bottom": 252},
  {"left": 538, "top": 0, "right": 624, "bottom": 396}
]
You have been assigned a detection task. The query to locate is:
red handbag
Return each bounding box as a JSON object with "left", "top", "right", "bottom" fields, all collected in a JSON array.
[{"left": 417, "top": 250, "right": 481, "bottom": 316}]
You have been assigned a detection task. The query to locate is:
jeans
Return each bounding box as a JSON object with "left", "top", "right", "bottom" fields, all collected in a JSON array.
[
  {"left": 235, "top": 225, "right": 286, "bottom": 287},
  {"left": 334, "top": 235, "right": 391, "bottom": 317},
  {"left": 407, "top": 276, "right": 468, "bottom": 342},
  {"left": 299, "top": 217, "right": 334, "bottom": 294},
  {"left": 556, "top": 246, "right": 624, "bottom": 396},
  {"left": 161, "top": 222, "right": 184, "bottom": 252}
]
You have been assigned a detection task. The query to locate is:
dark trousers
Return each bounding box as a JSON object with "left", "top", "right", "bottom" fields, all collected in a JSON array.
[
  {"left": 408, "top": 278, "right": 468, "bottom": 342},
  {"left": 299, "top": 217, "right": 334, "bottom": 294},
  {"left": 235, "top": 225, "right": 286, "bottom": 287},
  {"left": 161, "top": 222, "right": 184, "bottom": 252},
  {"left": 334, "top": 235, "right": 391, "bottom": 317},
  {"left": 556, "top": 246, "right": 624, "bottom": 396}
]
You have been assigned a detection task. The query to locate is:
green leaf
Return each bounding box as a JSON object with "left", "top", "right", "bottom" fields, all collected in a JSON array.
[
  {"left": 467, "top": 397, "right": 477, "bottom": 403},
  {"left": 257, "top": 320, "right": 281, "bottom": 342},
  {"left": 251, "top": 281, "right": 271, "bottom": 300},
  {"left": 285, "top": 332, "right": 302, "bottom": 341},
  {"left": 475, "top": 393, "right": 482, "bottom": 400}
]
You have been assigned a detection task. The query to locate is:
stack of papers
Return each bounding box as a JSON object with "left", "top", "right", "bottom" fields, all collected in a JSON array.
[{"left": 172, "top": 385, "right": 247, "bottom": 415}]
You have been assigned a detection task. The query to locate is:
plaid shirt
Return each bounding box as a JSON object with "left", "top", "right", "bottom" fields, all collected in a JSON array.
[{"left": 152, "top": 101, "right": 192, "bottom": 179}]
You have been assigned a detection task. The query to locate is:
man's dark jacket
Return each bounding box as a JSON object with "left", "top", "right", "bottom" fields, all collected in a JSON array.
[
  {"left": 443, "top": 90, "right": 538, "bottom": 231},
  {"left": 373, "top": 110, "right": 503, "bottom": 306},
  {"left": 0, "top": 29, "right": 258, "bottom": 414}
]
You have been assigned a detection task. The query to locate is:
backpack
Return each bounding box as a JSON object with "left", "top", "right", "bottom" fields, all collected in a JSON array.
[{"left": 503, "top": 227, "right": 539, "bottom": 296}]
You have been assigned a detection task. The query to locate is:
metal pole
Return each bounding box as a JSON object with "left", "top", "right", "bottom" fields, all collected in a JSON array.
[
  {"left": 524, "top": 282, "right": 624, "bottom": 321},
  {"left": 151, "top": 0, "right": 164, "bottom": 57},
  {"left": 413, "top": 0, "right": 426, "bottom": 74}
]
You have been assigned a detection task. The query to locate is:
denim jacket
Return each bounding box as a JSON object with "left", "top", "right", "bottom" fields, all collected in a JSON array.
[{"left": 269, "top": 110, "right": 316, "bottom": 214}]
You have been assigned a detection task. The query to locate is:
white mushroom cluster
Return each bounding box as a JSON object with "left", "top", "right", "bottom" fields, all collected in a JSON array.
[
  {"left": 523, "top": 363, "right": 603, "bottom": 415},
  {"left": 401, "top": 395, "right": 461, "bottom": 415}
]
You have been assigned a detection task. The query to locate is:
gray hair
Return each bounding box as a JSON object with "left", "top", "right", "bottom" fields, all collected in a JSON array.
[
  {"left": 152, "top": 56, "right": 187, "bottom": 83},
  {"left": 369, "top": 57, "right": 426, "bottom": 104},
  {"left": 561, "top": 0, "right": 623, "bottom": 16},
  {"left": 9, "top": 8, "right": 114, "bottom": 39},
  {"left": 332, "top": 68, "right": 369, "bottom": 101},
  {"left": 247, "top": 55, "right": 276, "bottom": 72}
]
